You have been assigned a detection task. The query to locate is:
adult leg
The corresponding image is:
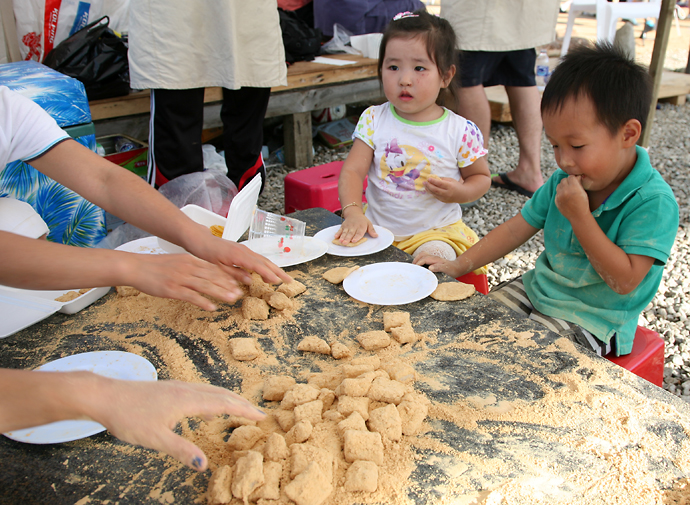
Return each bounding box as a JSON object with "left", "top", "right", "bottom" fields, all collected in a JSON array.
[
  {"left": 453, "top": 85, "right": 492, "bottom": 149},
  {"left": 148, "top": 88, "right": 205, "bottom": 187},
  {"left": 221, "top": 87, "right": 271, "bottom": 193},
  {"left": 497, "top": 85, "right": 544, "bottom": 194}
]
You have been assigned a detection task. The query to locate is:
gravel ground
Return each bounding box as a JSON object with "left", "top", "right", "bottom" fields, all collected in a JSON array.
[{"left": 258, "top": 100, "right": 690, "bottom": 399}]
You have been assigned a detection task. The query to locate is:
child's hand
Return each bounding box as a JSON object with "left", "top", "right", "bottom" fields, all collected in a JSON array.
[
  {"left": 555, "top": 175, "right": 590, "bottom": 221},
  {"left": 413, "top": 253, "right": 462, "bottom": 278},
  {"left": 424, "top": 176, "right": 467, "bottom": 203},
  {"left": 334, "top": 210, "right": 377, "bottom": 245}
]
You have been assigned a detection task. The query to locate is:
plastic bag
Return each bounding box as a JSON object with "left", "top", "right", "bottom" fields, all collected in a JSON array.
[
  {"left": 13, "top": 0, "right": 104, "bottom": 62},
  {"left": 321, "top": 23, "right": 361, "bottom": 55},
  {"left": 43, "top": 16, "right": 130, "bottom": 100},
  {"left": 96, "top": 170, "right": 238, "bottom": 250}
]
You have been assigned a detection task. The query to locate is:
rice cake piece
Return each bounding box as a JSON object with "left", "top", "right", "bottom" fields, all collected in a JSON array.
[
  {"left": 249, "top": 461, "right": 282, "bottom": 501},
  {"left": 356, "top": 330, "right": 391, "bottom": 351},
  {"left": 337, "top": 395, "right": 370, "bottom": 420},
  {"left": 276, "top": 279, "right": 307, "bottom": 298},
  {"left": 398, "top": 393, "right": 430, "bottom": 436},
  {"left": 207, "top": 464, "right": 233, "bottom": 504},
  {"left": 229, "top": 338, "right": 260, "bottom": 361},
  {"left": 367, "top": 403, "right": 402, "bottom": 441},
  {"left": 263, "top": 291, "right": 294, "bottom": 310},
  {"left": 241, "top": 296, "right": 269, "bottom": 320},
  {"left": 389, "top": 322, "right": 418, "bottom": 344},
  {"left": 322, "top": 266, "right": 359, "bottom": 284},
  {"left": 330, "top": 341, "right": 353, "bottom": 360},
  {"left": 228, "top": 425, "right": 264, "bottom": 451},
  {"left": 350, "top": 356, "right": 381, "bottom": 368},
  {"left": 430, "top": 281, "right": 475, "bottom": 301},
  {"left": 286, "top": 419, "right": 313, "bottom": 445},
  {"left": 264, "top": 432, "right": 289, "bottom": 461},
  {"left": 297, "top": 336, "right": 331, "bottom": 355},
  {"left": 249, "top": 272, "right": 274, "bottom": 298},
  {"left": 116, "top": 285, "right": 140, "bottom": 297},
  {"left": 382, "top": 361, "right": 416, "bottom": 384},
  {"left": 293, "top": 400, "right": 323, "bottom": 426},
  {"left": 289, "top": 444, "right": 335, "bottom": 482},
  {"left": 281, "top": 384, "right": 321, "bottom": 410},
  {"left": 383, "top": 311, "right": 410, "bottom": 331},
  {"left": 341, "top": 363, "right": 375, "bottom": 378},
  {"left": 344, "top": 460, "right": 378, "bottom": 493},
  {"left": 273, "top": 409, "right": 295, "bottom": 432},
  {"left": 284, "top": 461, "right": 333, "bottom": 505},
  {"left": 337, "top": 411, "right": 368, "bottom": 438},
  {"left": 308, "top": 371, "right": 344, "bottom": 390},
  {"left": 335, "top": 376, "right": 374, "bottom": 398},
  {"left": 318, "top": 388, "right": 335, "bottom": 411},
  {"left": 343, "top": 430, "right": 384, "bottom": 465},
  {"left": 367, "top": 377, "right": 407, "bottom": 405},
  {"left": 332, "top": 236, "right": 367, "bottom": 247},
  {"left": 232, "top": 451, "right": 264, "bottom": 501},
  {"left": 263, "top": 376, "right": 297, "bottom": 402}
]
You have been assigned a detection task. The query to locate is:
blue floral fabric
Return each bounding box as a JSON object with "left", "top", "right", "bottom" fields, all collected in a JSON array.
[{"left": 0, "top": 61, "right": 105, "bottom": 247}]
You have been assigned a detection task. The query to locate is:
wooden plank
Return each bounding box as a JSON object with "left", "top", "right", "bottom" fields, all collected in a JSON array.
[
  {"left": 89, "top": 55, "right": 379, "bottom": 121},
  {"left": 486, "top": 70, "right": 690, "bottom": 125},
  {"left": 283, "top": 112, "right": 313, "bottom": 168}
]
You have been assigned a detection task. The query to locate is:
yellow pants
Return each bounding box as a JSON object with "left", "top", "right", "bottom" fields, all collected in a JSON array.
[{"left": 393, "top": 219, "right": 488, "bottom": 275}]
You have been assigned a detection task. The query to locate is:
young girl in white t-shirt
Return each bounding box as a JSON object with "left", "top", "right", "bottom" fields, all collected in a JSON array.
[{"left": 335, "top": 10, "right": 491, "bottom": 264}]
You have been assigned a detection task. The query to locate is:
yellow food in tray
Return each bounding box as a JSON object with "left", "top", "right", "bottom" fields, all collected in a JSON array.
[{"left": 210, "top": 225, "right": 224, "bottom": 237}]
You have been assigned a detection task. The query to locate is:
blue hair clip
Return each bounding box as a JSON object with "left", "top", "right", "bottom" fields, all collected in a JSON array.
[{"left": 393, "top": 11, "right": 419, "bottom": 21}]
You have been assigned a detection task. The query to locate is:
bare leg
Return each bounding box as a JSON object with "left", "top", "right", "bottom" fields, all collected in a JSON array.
[
  {"left": 495, "top": 85, "right": 544, "bottom": 193},
  {"left": 453, "top": 85, "right": 491, "bottom": 149}
]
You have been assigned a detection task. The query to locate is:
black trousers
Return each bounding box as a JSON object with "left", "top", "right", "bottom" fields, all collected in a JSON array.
[{"left": 148, "top": 87, "right": 271, "bottom": 189}]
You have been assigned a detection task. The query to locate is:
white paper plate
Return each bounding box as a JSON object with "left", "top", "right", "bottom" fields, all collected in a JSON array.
[
  {"left": 243, "top": 236, "right": 328, "bottom": 267},
  {"left": 314, "top": 225, "right": 394, "bottom": 257},
  {"left": 115, "top": 236, "right": 166, "bottom": 255},
  {"left": 343, "top": 262, "right": 438, "bottom": 305},
  {"left": 4, "top": 351, "right": 157, "bottom": 444}
]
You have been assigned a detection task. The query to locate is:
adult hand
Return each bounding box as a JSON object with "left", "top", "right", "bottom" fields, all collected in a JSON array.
[
  {"left": 334, "top": 208, "right": 377, "bottom": 245},
  {"left": 122, "top": 252, "right": 246, "bottom": 311},
  {"left": 424, "top": 176, "right": 467, "bottom": 204},
  {"left": 413, "top": 253, "right": 463, "bottom": 278},
  {"left": 88, "top": 377, "right": 265, "bottom": 472},
  {"left": 555, "top": 175, "right": 590, "bottom": 222}
]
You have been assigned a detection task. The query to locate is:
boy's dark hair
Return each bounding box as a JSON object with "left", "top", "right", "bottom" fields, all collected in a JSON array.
[
  {"left": 377, "top": 9, "right": 458, "bottom": 105},
  {"left": 541, "top": 42, "right": 652, "bottom": 134}
]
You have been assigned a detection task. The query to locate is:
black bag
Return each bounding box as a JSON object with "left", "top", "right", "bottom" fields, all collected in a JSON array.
[
  {"left": 43, "top": 16, "right": 130, "bottom": 101},
  {"left": 278, "top": 8, "right": 322, "bottom": 64}
]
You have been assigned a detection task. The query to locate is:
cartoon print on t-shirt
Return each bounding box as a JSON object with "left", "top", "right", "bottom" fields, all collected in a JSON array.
[{"left": 379, "top": 139, "right": 432, "bottom": 194}]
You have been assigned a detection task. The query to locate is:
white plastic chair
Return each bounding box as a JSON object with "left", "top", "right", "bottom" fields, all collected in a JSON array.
[{"left": 560, "top": 0, "right": 662, "bottom": 56}]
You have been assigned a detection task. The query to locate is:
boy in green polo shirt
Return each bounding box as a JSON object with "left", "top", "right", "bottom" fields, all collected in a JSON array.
[{"left": 413, "top": 43, "right": 678, "bottom": 357}]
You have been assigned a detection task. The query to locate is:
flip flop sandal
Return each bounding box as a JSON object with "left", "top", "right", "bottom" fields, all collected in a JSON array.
[{"left": 491, "top": 172, "right": 534, "bottom": 198}]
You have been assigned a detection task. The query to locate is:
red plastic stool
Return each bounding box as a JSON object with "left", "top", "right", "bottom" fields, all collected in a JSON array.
[
  {"left": 284, "top": 161, "right": 367, "bottom": 214},
  {"left": 456, "top": 272, "right": 490, "bottom": 295},
  {"left": 605, "top": 326, "right": 665, "bottom": 387}
]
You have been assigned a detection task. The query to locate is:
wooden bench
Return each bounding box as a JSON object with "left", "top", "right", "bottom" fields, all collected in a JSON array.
[{"left": 89, "top": 54, "right": 384, "bottom": 168}]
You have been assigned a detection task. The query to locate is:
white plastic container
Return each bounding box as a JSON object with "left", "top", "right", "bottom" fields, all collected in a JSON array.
[{"left": 157, "top": 204, "right": 225, "bottom": 254}]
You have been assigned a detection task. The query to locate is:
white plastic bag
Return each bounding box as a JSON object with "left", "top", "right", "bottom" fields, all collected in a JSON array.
[
  {"left": 321, "top": 23, "right": 361, "bottom": 55},
  {"left": 13, "top": 0, "right": 129, "bottom": 62}
]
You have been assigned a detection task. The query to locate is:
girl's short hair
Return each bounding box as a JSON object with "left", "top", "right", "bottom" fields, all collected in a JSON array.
[
  {"left": 377, "top": 9, "right": 458, "bottom": 104},
  {"left": 541, "top": 42, "right": 652, "bottom": 134}
]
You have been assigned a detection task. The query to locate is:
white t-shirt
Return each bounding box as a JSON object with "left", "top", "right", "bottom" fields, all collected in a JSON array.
[
  {"left": 353, "top": 103, "right": 487, "bottom": 238},
  {"left": 0, "top": 86, "right": 69, "bottom": 236},
  {"left": 0, "top": 86, "right": 69, "bottom": 168}
]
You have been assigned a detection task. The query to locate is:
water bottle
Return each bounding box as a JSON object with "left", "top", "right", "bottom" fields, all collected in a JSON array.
[{"left": 535, "top": 49, "right": 550, "bottom": 92}]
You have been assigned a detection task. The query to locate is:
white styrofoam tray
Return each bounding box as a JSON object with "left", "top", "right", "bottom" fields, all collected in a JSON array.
[{"left": 0, "top": 286, "right": 111, "bottom": 338}]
